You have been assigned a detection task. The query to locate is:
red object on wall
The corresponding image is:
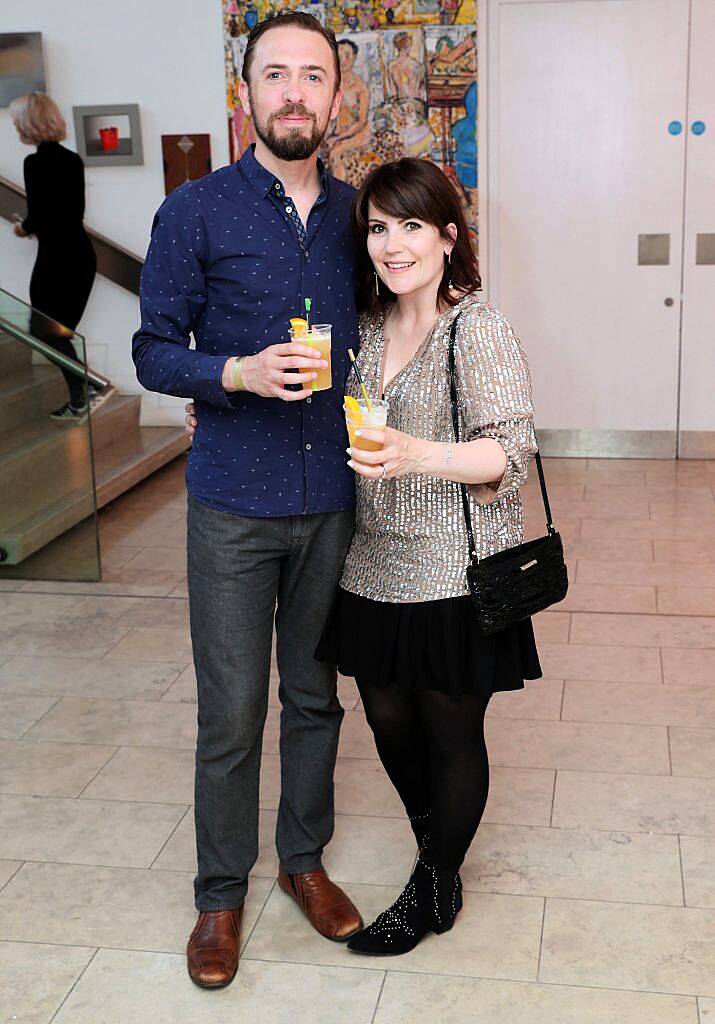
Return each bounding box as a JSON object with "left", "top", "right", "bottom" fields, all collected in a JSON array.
[{"left": 99, "top": 127, "right": 119, "bottom": 151}]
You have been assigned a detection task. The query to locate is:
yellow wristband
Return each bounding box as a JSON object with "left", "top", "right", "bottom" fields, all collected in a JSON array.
[{"left": 231, "top": 356, "right": 245, "bottom": 392}]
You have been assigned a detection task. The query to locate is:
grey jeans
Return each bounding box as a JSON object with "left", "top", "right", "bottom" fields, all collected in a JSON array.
[{"left": 187, "top": 495, "right": 354, "bottom": 911}]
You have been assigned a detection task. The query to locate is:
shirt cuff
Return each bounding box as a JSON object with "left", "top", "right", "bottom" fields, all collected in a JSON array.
[
  {"left": 196, "top": 355, "right": 242, "bottom": 409},
  {"left": 467, "top": 429, "right": 532, "bottom": 505}
]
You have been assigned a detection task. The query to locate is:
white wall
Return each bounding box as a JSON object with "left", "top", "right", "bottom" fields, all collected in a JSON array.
[
  {"left": 0, "top": 0, "right": 230, "bottom": 425},
  {"left": 486, "top": 0, "right": 713, "bottom": 454},
  {"left": 4, "top": 2, "right": 710, "bottom": 446}
]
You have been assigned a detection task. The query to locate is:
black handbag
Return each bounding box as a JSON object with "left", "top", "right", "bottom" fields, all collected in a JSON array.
[{"left": 447, "top": 314, "right": 569, "bottom": 635}]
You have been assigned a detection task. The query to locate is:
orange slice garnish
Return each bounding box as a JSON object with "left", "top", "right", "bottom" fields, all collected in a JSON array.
[
  {"left": 290, "top": 317, "right": 308, "bottom": 335},
  {"left": 344, "top": 395, "right": 362, "bottom": 424}
]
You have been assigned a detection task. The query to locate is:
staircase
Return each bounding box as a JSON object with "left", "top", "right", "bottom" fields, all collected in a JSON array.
[{"left": 0, "top": 329, "right": 189, "bottom": 565}]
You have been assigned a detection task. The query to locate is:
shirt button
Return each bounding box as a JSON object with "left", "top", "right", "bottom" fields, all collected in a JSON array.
[
  {"left": 274, "top": 183, "right": 280, "bottom": 190},
  {"left": 305, "top": 443, "right": 312, "bottom": 451},
  {"left": 286, "top": 206, "right": 293, "bottom": 214},
  {"left": 306, "top": 396, "right": 312, "bottom": 404}
]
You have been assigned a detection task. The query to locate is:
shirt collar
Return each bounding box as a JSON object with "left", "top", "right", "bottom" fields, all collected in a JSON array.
[{"left": 239, "top": 144, "right": 329, "bottom": 201}]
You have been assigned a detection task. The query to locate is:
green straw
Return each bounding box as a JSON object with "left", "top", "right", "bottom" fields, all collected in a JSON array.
[
  {"left": 304, "top": 297, "right": 311, "bottom": 332},
  {"left": 348, "top": 349, "right": 372, "bottom": 412}
]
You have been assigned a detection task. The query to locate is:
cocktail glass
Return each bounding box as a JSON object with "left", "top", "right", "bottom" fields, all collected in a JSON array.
[
  {"left": 344, "top": 398, "right": 389, "bottom": 451},
  {"left": 289, "top": 323, "right": 332, "bottom": 392}
]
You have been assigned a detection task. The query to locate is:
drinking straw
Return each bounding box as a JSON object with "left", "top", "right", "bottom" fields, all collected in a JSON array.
[
  {"left": 304, "top": 297, "right": 312, "bottom": 332},
  {"left": 348, "top": 348, "right": 372, "bottom": 412}
]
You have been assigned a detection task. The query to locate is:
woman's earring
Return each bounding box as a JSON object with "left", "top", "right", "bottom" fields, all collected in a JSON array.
[
  {"left": 374, "top": 271, "right": 380, "bottom": 297},
  {"left": 446, "top": 252, "right": 453, "bottom": 290}
]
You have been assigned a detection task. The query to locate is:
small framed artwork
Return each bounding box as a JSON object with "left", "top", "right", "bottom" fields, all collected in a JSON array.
[
  {"left": 73, "top": 104, "right": 143, "bottom": 167},
  {"left": 161, "top": 134, "right": 212, "bottom": 195},
  {"left": 0, "top": 32, "right": 46, "bottom": 107}
]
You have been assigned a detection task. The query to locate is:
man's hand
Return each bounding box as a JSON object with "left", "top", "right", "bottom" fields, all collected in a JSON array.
[
  {"left": 185, "top": 402, "right": 197, "bottom": 437},
  {"left": 222, "top": 342, "right": 327, "bottom": 401}
]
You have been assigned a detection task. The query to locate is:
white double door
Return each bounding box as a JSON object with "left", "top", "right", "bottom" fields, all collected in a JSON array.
[{"left": 487, "top": 0, "right": 714, "bottom": 457}]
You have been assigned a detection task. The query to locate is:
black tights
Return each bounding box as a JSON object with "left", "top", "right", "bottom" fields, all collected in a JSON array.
[{"left": 356, "top": 677, "right": 491, "bottom": 872}]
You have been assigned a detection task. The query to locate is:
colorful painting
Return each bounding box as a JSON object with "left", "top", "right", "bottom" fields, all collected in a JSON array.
[{"left": 222, "top": 0, "right": 478, "bottom": 244}]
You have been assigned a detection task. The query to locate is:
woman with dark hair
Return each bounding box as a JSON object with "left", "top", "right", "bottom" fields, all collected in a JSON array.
[
  {"left": 10, "top": 92, "right": 103, "bottom": 421},
  {"left": 315, "top": 157, "right": 542, "bottom": 955}
]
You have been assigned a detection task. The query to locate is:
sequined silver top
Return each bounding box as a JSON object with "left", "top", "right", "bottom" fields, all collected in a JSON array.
[{"left": 340, "top": 292, "right": 537, "bottom": 603}]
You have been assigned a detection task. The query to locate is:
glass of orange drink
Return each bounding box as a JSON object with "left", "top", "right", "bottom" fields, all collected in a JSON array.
[
  {"left": 344, "top": 396, "right": 389, "bottom": 452},
  {"left": 289, "top": 318, "right": 332, "bottom": 392}
]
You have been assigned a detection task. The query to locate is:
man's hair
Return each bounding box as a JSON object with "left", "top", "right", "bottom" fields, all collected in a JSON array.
[{"left": 242, "top": 12, "right": 341, "bottom": 91}]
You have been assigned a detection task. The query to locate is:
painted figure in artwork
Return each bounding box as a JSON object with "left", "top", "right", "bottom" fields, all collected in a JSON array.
[
  {"left": 439, "top": 0, "right": 461, "bottom": 25},
  {"left": 451, "top": 79, "right": 477, "bottom": 192},
  {"left": 388, "top": 33, "right": 425, "bottom": 103},
  {"left": 429, "top": 30, "right": 476, "bottom": 73},
  {"left": 326, "top": 38, "right": 371, "bottom": 178}
]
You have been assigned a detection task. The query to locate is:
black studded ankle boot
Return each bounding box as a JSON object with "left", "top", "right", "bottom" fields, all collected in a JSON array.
[{"left": 347, "top": 856, "right": 462, "bottom": 956}]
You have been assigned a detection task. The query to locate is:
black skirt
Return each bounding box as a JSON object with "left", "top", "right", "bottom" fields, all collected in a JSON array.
[{"left": 315, "top": 587, "right": 542, "bottom": 701}]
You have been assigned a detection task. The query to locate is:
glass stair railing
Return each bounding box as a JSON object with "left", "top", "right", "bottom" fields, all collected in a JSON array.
[{"left": 0, "top": 285, "right": 101, "bottom": 581}]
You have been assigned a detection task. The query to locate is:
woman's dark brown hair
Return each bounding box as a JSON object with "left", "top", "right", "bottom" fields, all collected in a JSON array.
[{"left": 352, "top": 158, "right": 481, "bottom": 315}]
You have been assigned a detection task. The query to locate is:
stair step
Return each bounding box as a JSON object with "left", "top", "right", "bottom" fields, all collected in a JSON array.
[
  {"left": 0, "top": 424, "right": 189, "bottom": 564},
  {"left": 95, "top": 426, "right": 190, "bottom": 506},
  {"left": 0, "top": 333, "right": 32, "bottom": 374},
  {"left": 92, "top": 394, "right": 142, "bottom": 451},
  {"left": 0, "top": 364, "right": 68, "bottom": 435},
  {"left": 0, "top": 393, "right": 142, "bottom": 491}
]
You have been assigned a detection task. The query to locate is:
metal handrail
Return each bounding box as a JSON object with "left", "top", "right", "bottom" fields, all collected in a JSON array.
[
  {"left": 0, "top": 172, "right": 143, "bottom": 295},
  {"left": 0, "top": 314, "right": 110, "bottom": 389}
]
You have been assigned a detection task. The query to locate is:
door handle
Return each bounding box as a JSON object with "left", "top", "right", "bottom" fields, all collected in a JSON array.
[
  {"left": 638, "top": 235, "right": 670, "bottom": 265},
  {"left": 696, "top": 235, "right": 715, "bottom": 265}
]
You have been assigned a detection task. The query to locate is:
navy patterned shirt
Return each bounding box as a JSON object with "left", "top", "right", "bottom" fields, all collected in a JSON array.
[{"left": 132, "top": 146, "right": 359, "bottom": 517}]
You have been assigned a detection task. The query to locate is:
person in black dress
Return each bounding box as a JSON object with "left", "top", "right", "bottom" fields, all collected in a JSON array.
[
  {"left": 10, "top": 92, "right": 99, "bottom": 420},
  {"left": 315, "top": 159, "right": 542, "bottom": 956}
]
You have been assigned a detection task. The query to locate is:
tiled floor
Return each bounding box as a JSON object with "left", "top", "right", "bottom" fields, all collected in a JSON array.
[{"left": 1, "top": 453, "right": 715, "bottom": 1023}]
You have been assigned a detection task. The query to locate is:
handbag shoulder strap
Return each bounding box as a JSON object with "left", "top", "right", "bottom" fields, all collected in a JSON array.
[
  {"left": 447, "top": 312, "right": 556, "bottom": 562},
  {"left": 447, "top": 313, "right": 478, "bottom": 558}
]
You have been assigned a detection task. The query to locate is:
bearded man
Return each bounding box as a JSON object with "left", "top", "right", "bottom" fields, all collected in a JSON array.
[{"left": 132, "top": 12, "right": 362, "bottom": 989}]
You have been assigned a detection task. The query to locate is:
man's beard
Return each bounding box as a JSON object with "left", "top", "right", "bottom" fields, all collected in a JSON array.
[{"left": 253, "top": 103, "right": 326, "bottom": 161}]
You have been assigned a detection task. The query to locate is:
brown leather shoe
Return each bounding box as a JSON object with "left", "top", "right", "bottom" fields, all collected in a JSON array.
[
  {"left": 278, "top": 866, "right": 363, "bottom": 941},
  {"left": 186, "top": 907, "right": 243, "bottom": 988}
]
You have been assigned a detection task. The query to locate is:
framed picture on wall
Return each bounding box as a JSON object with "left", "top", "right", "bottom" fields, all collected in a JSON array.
[
  {"left": 0, "top": 32, "right": 46, "bottom": 107},
  {"left": 161, "top": 134, "right": 212, "bottom": 195},
  {"left": 73, "top": 104, "right": 144, "bottom": 167}
]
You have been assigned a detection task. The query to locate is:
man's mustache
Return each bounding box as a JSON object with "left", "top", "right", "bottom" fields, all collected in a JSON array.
[{"left": 270, "top": 105, "right": 316, "bottom": 123}]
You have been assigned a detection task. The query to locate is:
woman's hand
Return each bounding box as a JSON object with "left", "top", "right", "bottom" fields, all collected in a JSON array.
[
  {"left": 347, "top": 426, "right": 427, "bottom": 480},
  {"left": 185, "top": 402, "right": 197, "bottom": 437}
]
